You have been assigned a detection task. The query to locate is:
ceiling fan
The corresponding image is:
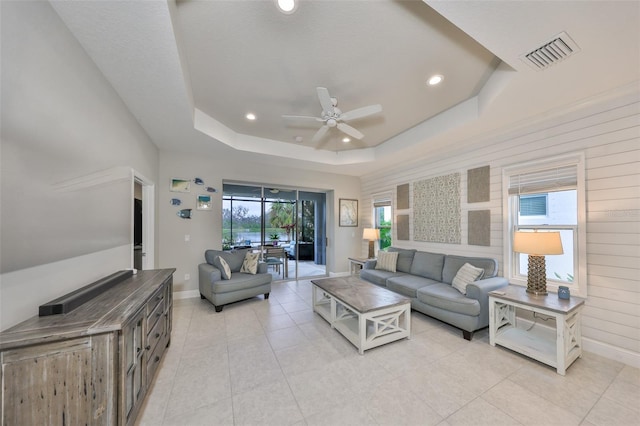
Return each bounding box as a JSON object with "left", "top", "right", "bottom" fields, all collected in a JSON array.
[{"left": 283, "top": 87, "right": 382, "bottom": 147}]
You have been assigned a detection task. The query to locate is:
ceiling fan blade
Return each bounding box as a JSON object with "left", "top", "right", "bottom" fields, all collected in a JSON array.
[
  {"left": 282, "top": 115, "right": 323, "bottom": 122},
  {"left": 311, "top": 125, "right": 329, "bottom": 144},
  {"left": 340, "top": 104, "right": 382, "bottom": 121},
  {"left": 337, "top": 122, "right": 364, "bottom": 140},
  {"left": 316, "top": 87, "right": 334, "bottom": 114}
]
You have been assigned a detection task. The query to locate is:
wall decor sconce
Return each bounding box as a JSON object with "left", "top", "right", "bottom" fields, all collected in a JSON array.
[
  {"left": 170, "top": 198, "right": 181, "bottom": 206},
  {"left": 194, "top": 177, "right": 204, "bottom": 185},
  {"left": 206, "top": 187, "right": 217, "bottom": 193}
]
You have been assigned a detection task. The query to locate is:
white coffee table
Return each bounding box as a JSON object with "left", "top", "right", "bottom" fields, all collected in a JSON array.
[{"left": 311, "top": 276, "right": 411, "bottom": 354}]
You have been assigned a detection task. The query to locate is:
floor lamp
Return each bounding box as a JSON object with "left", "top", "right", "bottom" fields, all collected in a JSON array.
[
  {"left": 513, "top": 230, "right": 564, "bottom": 295},
  {"left": 363, "top": 228, "right": 380, "bottom": 259}
]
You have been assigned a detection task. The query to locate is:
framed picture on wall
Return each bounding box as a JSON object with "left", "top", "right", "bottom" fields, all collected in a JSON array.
[
  {"left": 170, "top": 178, "right": 191, "bottom": 193},
  {"left": 196, "top": 194, "right": 212, "bottom": 210},
  {"left": 339, "top": 198, "right": 358, "bottom": 227}
]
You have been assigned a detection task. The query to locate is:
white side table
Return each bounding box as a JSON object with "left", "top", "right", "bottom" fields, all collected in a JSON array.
[
  {"left": 489, "top": 285, "right": 585, "bottom": 375},
  {"left": 348, "top": 257, "right": 370, "bottom": 275}
]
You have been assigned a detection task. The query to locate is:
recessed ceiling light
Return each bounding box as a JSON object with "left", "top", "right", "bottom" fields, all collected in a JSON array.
[
  {"left": 276, "top": 0, "right": 297, "bottom": 14},
  {"left": 245, "top": 113, "right": 256, "bottom": 120},
  {"left": 427, "top": 74, "right": 444, "bottom": 86},
  {"left": 342, "top": 137, "right": 350, "bottom": 143}
]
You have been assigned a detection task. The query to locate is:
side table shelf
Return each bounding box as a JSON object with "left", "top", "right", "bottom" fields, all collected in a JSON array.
[
  {"left": 489, "top": 285, "right": 585, "bottom": 375},
  {"left": 348, "top": 257, "right": 370, "bottom": 275}
]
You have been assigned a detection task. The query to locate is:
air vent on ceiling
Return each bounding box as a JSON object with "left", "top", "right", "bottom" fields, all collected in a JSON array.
[{"left": 520, "top": 31, "right": 580, "bottom": 71}]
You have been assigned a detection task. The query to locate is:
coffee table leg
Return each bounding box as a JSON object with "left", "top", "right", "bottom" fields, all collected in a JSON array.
[{"left": 358, "top": 313, "right": 365, "bottom": 355}]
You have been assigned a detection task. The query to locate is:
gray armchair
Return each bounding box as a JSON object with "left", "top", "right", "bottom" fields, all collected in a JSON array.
[{"left": 198, "top": 249, "right": 272, "bottom": 312}]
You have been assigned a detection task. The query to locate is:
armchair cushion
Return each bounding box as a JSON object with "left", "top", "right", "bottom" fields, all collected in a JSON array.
[
  {"left": 205, "top": 249, "right": 249, "bottom": 272},
  {"left": 240, "top": 252, "right": 260, "bottom": 274},
  {"left": 216, "top": 256, "right": 232, "bottom": 280}
]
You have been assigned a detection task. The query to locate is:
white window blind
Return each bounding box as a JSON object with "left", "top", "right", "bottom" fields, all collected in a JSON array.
[{"left": 508, "top": 165, "right": 577, "bottom": 195}]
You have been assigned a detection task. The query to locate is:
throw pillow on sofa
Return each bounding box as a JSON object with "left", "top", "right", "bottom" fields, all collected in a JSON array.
[
  {"left": 240, "top": 252, "right": 260, "bottom": 274},
  {"left": 215, "top": 256, "right": 232, "bottom": 280},
  {"left": 375, "top": 251, "right": 399, "bottom": 273},
  {"left": 452, "top": 263, "right": 485, "bottom": 295}
]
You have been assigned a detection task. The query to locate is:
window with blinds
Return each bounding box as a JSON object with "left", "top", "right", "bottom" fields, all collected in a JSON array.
[
  {"left": 503, "top": 153, "right": 586, "bottom": 296},
  {"left": 373, "top": 196, "right": 392, "bottom": 251}
]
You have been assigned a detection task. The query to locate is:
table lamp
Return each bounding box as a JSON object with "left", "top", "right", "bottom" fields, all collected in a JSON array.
[
  {"left": 513, "top": 230, "right": 564, "bottom": 295},
  {"left": 363, "top": 228, "right": 380, "bottom": 259}
]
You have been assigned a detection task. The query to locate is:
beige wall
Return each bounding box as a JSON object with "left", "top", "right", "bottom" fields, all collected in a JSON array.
[
  {"left": 360, "top": 87, "right": 640, "bottom": 367},
  {"left": 0, "top": 1, "right": 159, "bottom": 330},
  {"left": 157, "top": 150, "right": 362, "bottom": 295}
]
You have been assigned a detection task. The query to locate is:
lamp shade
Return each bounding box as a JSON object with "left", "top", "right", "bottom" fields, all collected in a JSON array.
[
  {"left": 513, "top": 231, "right": 564, "bottom": 255},
  {"left": 363, "top": 228, "right": 380, "bottom": 241}
]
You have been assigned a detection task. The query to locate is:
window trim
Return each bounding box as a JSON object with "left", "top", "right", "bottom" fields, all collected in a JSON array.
[
  {"left": 372, "top": 192, "right": 392, "bottom": 253},
  {"left": 502, "top": 152, "right": 587, "bottom": 297}
]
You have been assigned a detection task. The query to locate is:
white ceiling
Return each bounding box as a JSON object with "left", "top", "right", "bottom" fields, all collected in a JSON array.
[{"left": 50, "top": 0, "right": 640, "bottom": 177}]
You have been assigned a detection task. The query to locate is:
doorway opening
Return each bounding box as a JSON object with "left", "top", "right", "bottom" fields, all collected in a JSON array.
[
  {"left": 133, "top": 172, "right": 155, "bottom": 270},
  {"left": 222, "top": 183, "right": 327, "bottom": 281}
]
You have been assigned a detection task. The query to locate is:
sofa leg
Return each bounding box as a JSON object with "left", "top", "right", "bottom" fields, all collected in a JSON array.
[
  {"left": 462, "top": 330, "right": 473, "bottom": 341},
  {"left": 264, "top": 293, "right": 270, "bottom": 300},
  {"left": 200, "top": 293, "right": 206, "bottom": 299},
  {"left": 215, "top": 305, "right": 223, "bottom": 313}
]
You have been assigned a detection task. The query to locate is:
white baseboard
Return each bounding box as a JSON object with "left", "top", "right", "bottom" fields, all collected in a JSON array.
[
  {"left": 511, "top": 317, "right": 639, "bottom": 368},
  {"left": 173, "top": 289, "right": 200, "bottom": 300},
  {"left": 582, "top": 338, "right": 640, "bottom": 369}
]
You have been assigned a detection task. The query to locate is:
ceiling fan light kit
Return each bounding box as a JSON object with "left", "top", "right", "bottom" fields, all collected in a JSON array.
[
  {"left": 276, "top": 0, "right": 297, "bottom": 14},
  {"left": 283, "top": 87, "right": 382, "bottom": 149}
]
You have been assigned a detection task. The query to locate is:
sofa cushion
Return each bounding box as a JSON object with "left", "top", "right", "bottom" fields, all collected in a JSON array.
[
  {"left": 442, "top": 255, "right": 498, "bottom": 284},
  {"left": 359, "top": 268, "right": 405, "bottom": 287},
  {"left": 387, "top": 275, "right": 439, "bottom": 298},
  {"left": 387, "top": 247, "right": 417, "bottom": 273},
  {"left": 452, "top": 263, "right": 484, "bottom": 295},
  {"left": 240, "top": 252, "right": 260, "bottom": 274},
  {"left": 212, "top": 272, "right": 272, "bottom": 294},
  {"left": 205, "top": 249, "right": 249, "bottom": 272},
  {"left": 410, "top": 251, "right": 445, "bottom": 281},
  {"left": 417, "top": 284, "right": 481, "bottom": 317},
  {"left": 215, "top": 257, "right": 232, "bottom": 280},
  {"left": 376, "top": 251, "right": 399, "bottom": 272}
]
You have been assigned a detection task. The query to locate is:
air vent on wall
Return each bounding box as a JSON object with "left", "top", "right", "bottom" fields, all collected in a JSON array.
[{"left": 520, "top": 31, "right": 580, "bottom": 71}]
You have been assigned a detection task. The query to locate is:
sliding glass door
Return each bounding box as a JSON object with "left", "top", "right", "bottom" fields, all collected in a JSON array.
[{"left": 222, "top": 183, "right": 326, "bottom": 280}]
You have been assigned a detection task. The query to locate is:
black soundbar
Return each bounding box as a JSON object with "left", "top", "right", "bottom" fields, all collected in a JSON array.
[{"left": 38, "top": 269, "right": 134, "bottom": 316}]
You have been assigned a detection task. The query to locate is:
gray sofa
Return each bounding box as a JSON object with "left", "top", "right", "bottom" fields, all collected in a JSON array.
[
  {"left": 360, "top": 247, "right": 508, "bottom": 340},
  {"left": 199, "top": 249, "right": 272, "bottom": 312}
]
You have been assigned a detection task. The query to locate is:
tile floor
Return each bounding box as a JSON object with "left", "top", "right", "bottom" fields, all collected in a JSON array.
[{"left": 136, "top": 279, "right": 640, "bottom": 426}]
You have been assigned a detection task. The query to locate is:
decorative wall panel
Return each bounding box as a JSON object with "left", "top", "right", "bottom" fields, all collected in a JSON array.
[
  {"left": 468, "top": 210, "right": 491, "bottom": 246},
  {"left": 396, "top": 183, "right": 410, "bottom": 209},
  {"left": 467, "top": 165, "right": 490, "bottom": 203},
  {"left": 413, "top": 173, "right": 460, "bottom": 243},
  {"left": 396, "top": 214, "right": 410, "bottom": 240}
]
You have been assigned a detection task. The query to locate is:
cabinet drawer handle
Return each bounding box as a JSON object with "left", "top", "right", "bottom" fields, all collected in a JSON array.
[
  {"left": 145, "top": 345, "right": 151, "bottom": 351},
  {"left": 155, "top": 333, "right": 160, "bottom": 338},
  {"left": 136, "top": 347, "right": 141, "bottom": 354},
  {"left": 156, "top": 312, "right": 162, "bottom": 317},
  {"left": 155, "top": 355, "right": 160, "bottom": 363}
]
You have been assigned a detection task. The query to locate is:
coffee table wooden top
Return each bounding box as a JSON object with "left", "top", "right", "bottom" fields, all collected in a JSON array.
[{"left": 311, "top": 276, "right": 410, "bottom": 313}]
